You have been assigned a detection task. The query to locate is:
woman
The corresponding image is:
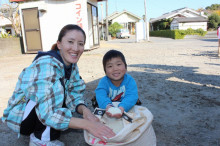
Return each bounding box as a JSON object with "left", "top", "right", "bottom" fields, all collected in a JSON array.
[
  {"left": 2, "top": 24, "right": 115, "bottom": 146},
  {"left": 217, "top": 25, "right": 220, "bottom": 57}
]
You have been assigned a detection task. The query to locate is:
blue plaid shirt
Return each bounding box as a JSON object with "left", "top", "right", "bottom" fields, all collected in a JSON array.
[{"left": 2, "top": 55, "right": 85, "bottom": 133}]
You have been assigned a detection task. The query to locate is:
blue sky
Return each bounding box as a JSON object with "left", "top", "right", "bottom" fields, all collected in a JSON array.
[
  {"left": 0, "top": 0, "right": 9, "bottom": 5},
  {"left": 98, "top": 0, "right": 220, "bottom": 20},
  {"left": 1, "top": 0, "right": 219, "bottom": 20}
]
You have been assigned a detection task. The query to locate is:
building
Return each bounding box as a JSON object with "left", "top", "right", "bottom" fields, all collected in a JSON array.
[
  {"left": 103, "top": 10, "right": 142, "bottom": 34},
  {"left": 0, "top": 16, "right": 15, "bottom": 36},
  {"left": 0, "top": 2, "right": 17, "bottom": 37},
  {"left": 9, "top": 0, "right": 104, "bottom": 53},
  {"left": 170, "top": 17, "right": 208, "bottom": 31},
  {"left": 150, "top": 7, "right": 208, "bottom": 31}
]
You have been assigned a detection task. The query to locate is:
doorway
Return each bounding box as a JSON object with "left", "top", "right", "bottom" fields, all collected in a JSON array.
[
  {"left": 87, "top": 3, "right": 99, "bottom": 48},
  {"left": 22, "top": 7, "right": 42, "bottom": 52}
]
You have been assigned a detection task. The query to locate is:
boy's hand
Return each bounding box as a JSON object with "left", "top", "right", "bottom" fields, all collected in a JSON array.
[
  {"left": 106, "top": 105, "right": 114, "bottom": 117},
  {"left": 106, "top": 106, "right": 124, "bottom": 118}
]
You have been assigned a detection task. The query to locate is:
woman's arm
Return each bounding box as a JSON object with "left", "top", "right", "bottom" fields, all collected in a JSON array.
[{"left": 69, "top": 104, "right": 116, "bottom": 142}]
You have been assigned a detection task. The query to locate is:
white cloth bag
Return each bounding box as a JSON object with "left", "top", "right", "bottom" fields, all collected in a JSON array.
[{"left": 84, "top": 103, "right": 156, "bottom": 146}]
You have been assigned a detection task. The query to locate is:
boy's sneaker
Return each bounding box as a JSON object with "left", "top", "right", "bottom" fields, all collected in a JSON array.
[{"left": 29, "top": 133, "right": 64, "bottom": 146}]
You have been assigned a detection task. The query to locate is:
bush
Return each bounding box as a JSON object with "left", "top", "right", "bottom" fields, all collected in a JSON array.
[
  {"left": 173, "top": 30, "right": 185, "bottom": 39},
  {"left": 150, "top": 29, "right": 207, "bottom": 39},
  {"left": 150, "top": 30, "right": 174, "bottom": 38},
  {"left": 108, "top": 22, "right": 123, "bottom": 37},
  {"left": 185, "top": 28, "right": 194, "bottom": 34},
  {"left": 195, "top": 28, "right": 207, "bottom": 36}
]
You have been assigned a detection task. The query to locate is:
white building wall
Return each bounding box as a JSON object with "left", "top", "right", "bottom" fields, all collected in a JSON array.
[
  {"left": 112, "top": 13, "right": 138, "bottom": 23},
  {"left": 179, "top": 22, "right": 207, "bottom": 31},
  {"left": 19, "top": 0, "right": 94, "bottom": 52},
  {"left": 0, "top": 17, "right": 15, "bottom": 36},
  {"left": 171, "top": 20, "right": 207, "bottom": 31},
  {"left": 170, "top": 20, "right": 179, "bottom": 30}
]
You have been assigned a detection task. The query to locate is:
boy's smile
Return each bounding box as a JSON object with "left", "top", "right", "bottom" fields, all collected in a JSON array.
[{"left": 105, "top": 57, "right": 127, "bottom": 87}]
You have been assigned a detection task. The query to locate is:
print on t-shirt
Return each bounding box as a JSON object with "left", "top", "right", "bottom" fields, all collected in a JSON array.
[{"left": 109, "top": 86, "right": 125, "bottom": 101}]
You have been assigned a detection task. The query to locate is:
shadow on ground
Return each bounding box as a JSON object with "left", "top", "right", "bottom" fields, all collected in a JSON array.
[{"left": 1, "top": 65, "right": 220, "bottom": 145}]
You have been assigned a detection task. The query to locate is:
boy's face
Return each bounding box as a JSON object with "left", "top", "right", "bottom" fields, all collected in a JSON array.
[{"left": 105, "top": 57, "right": 127, "bottom": 86}]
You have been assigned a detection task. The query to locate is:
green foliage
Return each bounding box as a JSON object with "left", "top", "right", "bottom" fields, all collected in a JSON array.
[
  {"left": 150, "top": 30, "right": 175, "bottom": 39},
  {"left": 173, "top": 30, "right": 185, "bottom": 39},
  {"left": 152, "top": 18, "right": 172, "bottom": 30},
  {"left": 150, "top": 28, "right": 207, "bottom": 39},
  {"left": 0, "top": 32, "right": 13, "bottom": 38},
  {"left": 195, "top": 28, "right": 207, "bottom": 36},
  {"left": 108, "top": 22, "right": 123, "bottom": 37},
  {"left": 205, "top": 4, "right": 220, "bottom": 10},
  {"left": 185, "top": 28, "right": 194, "bottom": 34},
  {"left": 208, "top": 13, "right": 220, "bottom": 29}
]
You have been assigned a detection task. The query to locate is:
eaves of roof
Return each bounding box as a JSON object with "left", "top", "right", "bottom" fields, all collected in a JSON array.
[
  {"left": 105, "top": 10, "right": 142, "bottom": 21},
  {"left": 150, "top": 12, "right": 183, "bottom": 23},
  {"left": 0, "top": 17, "right": 12, "bottom": 27},
  {"left": 173, "top": 17, "right": 208, "bottom": 23},
  {"left": 150, "top": 7, "right": 208, "bottom": 23}
]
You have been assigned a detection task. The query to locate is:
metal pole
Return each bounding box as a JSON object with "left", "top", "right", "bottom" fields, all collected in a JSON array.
[
  {"left": 105, "top": 0, "right": 108, "bottom": 41},
  {"left": 100, "top": 3, "right": 104, "bottom": 40},
  {"left": 144, "top": 0, "right": 149, "bottom": 41}
]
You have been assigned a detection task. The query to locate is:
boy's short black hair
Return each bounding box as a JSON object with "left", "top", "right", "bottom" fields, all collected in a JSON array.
[{"left": 102, "top": 50, "right": 127, "bottom": 73}]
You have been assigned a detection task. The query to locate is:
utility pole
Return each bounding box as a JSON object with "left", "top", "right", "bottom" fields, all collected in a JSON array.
[
  {"left": 144, "top": 0, "right": 149, "bottom": 41},
  {"left": 105, "top": 0, "right": 108, "bottom": 41},
  {"left": 100, "top": 3, "right": 104, "bottom": 40}
]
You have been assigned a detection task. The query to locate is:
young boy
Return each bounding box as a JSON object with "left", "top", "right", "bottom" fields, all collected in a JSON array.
[{"left": 95, "top": 50, "right": 138, "bottom": 118}]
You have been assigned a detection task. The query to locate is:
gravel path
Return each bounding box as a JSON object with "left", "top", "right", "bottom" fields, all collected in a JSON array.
[{"left": 0, "top": 35, "right": 220, "bottom": 146}]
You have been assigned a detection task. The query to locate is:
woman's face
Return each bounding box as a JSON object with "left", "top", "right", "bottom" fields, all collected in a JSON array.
[{"left": 57, "top": 30, "right": 85, "bottom": 66}]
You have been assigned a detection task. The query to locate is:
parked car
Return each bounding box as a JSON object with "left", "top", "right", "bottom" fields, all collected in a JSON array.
[{"left": 116, "top": 29, "right": 130, "bottom": 38}]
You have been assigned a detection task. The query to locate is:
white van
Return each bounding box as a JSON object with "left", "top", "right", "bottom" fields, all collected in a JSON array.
[{"left": 116, "top": 29, "right": 130, "bottom": 38}]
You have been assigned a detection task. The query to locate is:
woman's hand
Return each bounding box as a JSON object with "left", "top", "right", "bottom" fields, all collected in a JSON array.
[
  {"left": 69, "top": 105, "right": 116, "bottom": 142},
  {"left": 82, "top": 108, "right": 116, "bottom": 141},
  {"left": 77, "top": 105, "right": 99, "bottom": 122},
  {"left": 86, "top": 120, "right": 116, "bottom": 142},
  {"left": 68, "top": 117, "right": 116, "bottom": 142},
  {"left": 82, "top": 107, "right": 99, "bottom": 122}
]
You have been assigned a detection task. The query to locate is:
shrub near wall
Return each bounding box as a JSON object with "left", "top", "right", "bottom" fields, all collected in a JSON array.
[
  {"left": 173, "top": 30, "right": 185, "bottom": 39},
  {"left": 150, "top": 30, "right": 175, "bottom": 38},
  {"left": 150, "top": 29, "right": 207, "bottom": 39}
]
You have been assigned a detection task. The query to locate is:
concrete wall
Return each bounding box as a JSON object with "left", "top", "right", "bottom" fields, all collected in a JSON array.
[
  {"left": 0, "top": 38, "right": 23, "bottom": 56},
  {"left": 171, "top": 21, "right": 207, "bottom": 31}
]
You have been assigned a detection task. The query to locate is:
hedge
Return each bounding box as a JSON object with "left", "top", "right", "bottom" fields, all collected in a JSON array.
[{"left": 150, "top": 28, "right": 207, "bottom": 39}]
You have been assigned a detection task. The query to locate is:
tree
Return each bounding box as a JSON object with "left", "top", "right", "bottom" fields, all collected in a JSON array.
[
  {"left": 206, "top": 4, "right": 220, "bottom": 11},
  {"left": 108, "top": 22, "right": 123, "bottom": 37},
  {"left": 208, "top": 13, "right": 220, "bottom": 29},
  {"left": 152, "top": 18, "right": 172, "bottom": 30},
  {"left": 0, "top": 3, "right": 21, "bottom": 36}
]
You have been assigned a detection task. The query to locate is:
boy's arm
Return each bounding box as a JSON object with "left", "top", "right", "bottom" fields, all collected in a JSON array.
[
  {"left": 118, "top": 77, "right": 138, "bottom": 112},
  {"left": 95, "top": 78, "right": 112, "bottom": 109}
]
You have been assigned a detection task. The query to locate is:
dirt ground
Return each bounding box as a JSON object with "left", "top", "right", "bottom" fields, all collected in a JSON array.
[{"left": 0, "top": 36, "right": 220, "bottom": 146}]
